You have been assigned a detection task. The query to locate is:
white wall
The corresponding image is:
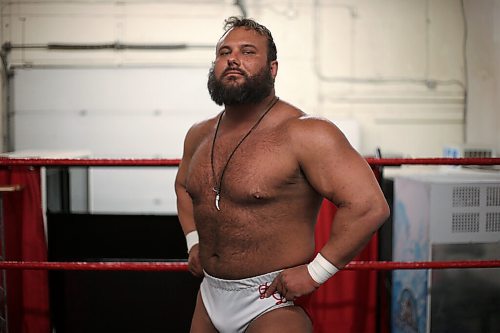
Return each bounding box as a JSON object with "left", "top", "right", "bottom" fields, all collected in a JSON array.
[
  {"left": 309, "top": 0, "right": 465, "bottom": 157},
  {"left": 464, "top": 0, "right": 500, "bottom": 154},
  {"left": 0, "top": 66, "right": 5, "bottom": 152},
  {"left": 4, "top": 0, "right": 500, "bottom": 213},
  {"left": 0, "top": 0, "right": 475, "bottom": 158},
  {"left": 497, "top": 1, "right": 500, "bottom": 153},
  {"left": 10, "top": 66, "right": 221, "bottom": 213}
]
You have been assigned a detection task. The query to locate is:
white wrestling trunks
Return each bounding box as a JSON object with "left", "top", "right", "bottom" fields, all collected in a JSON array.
[{"left": 200, "top": 270, "right": 294, "bottom": 333}]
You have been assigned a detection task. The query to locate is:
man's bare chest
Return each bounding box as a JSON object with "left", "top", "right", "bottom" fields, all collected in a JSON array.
[{"left": 185, "top": 131, "right": 300, "bottom": 205}]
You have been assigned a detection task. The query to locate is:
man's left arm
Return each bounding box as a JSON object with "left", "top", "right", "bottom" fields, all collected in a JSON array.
[{"left": 266, "top": 117, "right": 390, "bottom": 301}]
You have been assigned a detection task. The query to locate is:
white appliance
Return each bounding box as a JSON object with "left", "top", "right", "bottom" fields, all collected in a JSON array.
[{"left": 392, "top": 169, "right": 500, "bottom": 333}]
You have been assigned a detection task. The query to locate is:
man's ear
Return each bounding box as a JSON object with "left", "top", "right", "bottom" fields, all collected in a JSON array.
[{"left": 270, "top": 60, "right": 278, "bottom": 79}]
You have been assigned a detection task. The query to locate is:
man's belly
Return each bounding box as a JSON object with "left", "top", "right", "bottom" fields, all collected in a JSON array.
[{"left": 200, "top": 239, "right": 314, "bottom": 279}]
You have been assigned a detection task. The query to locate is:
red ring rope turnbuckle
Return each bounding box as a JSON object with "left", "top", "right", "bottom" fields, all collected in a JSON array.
[{"left": 0, "top": 260, "right": 499, "bottom": 271}]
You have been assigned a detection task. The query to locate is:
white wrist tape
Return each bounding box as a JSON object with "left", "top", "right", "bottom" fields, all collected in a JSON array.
[
  {"left": 307, "top": 253, "right": 340, "bottom": 285},
  {"left": 185, "top": 230, "right": 199, "bottom": 253}
]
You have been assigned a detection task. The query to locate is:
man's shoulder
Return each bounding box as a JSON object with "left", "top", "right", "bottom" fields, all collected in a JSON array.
[
  {"left": 280, "top": 113, "right": 350, "bottom": 156},
  {"left": 186, "top": 113, "right": 220, "bottom": 137},
  {"left": 276, "top": 101, "right": 332, "bottom": 126},
  {"left": 182, "top": 113, "right": 221, "bottom": 149},
  {"left": 285, "top": 113, "right": 340, "bottom": 136}
]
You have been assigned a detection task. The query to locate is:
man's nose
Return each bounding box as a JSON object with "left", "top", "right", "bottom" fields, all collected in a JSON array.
[{"left": 227, "top": 55, "right": 240, "bottom": 67}]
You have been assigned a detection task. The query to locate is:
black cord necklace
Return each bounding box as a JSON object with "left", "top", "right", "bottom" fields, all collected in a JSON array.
[{"left": 210, "top": 96, "right": 279, "bottom": 211}]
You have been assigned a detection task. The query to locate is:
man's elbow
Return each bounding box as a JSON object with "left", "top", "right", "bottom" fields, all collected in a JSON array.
[
  {"left": 369, "top": 198, "right": 390, "bottom": 229},
  {"left": 174, "top": 176, "right": 186, "bottom": 196}
]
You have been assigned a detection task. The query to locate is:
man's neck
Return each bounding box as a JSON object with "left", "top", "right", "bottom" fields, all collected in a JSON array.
[{"left": 223, "top": 94, "right": 277, "bottom": 124}]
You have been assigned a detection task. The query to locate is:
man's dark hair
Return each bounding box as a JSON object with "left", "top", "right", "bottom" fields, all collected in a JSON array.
[{"left": 222, "top": 16, "right": 277, "bottom": 62}]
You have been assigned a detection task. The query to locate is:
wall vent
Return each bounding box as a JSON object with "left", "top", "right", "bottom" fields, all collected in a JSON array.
[
  {"left": 487, "top": 187, "right": 500, "bottom": 207},
  {"left": 463, "top": 148, "right": 494, "bottom": 158},
  {"left": 452, "top": 186, "right": 480, "bottom": 207},
  {"left": 452, "top": 213, "right": 480, "bottom": 233},
  {"left": 486, "top": 213, "right": 500, "bottom": 232}
]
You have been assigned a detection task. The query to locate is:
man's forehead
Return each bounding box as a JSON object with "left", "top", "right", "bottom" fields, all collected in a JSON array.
[{"left": 216, "top": 27, "right": 266, "bottom": 49}]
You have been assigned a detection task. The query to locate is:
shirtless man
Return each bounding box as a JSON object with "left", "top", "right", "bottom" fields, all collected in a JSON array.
[{"left": 175, "top": 17, "right": 390, "bottom": 333}]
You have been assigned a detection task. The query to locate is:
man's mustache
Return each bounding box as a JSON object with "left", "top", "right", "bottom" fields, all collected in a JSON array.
[{"left": 222, "top": 67, "right": 247, "bottom": 77}]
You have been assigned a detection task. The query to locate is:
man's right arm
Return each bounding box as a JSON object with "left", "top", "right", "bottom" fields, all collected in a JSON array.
[{"left": 175, "top": 124, "right": 204, "bottom": 277}]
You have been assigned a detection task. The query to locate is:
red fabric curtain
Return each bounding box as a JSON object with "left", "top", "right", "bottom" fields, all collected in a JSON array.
[
  {"left": 310, "top": 199, "right": 379, "bottom": 333},
  {"left": 0, "top": 166, "right": 51, "bottom": 333}
]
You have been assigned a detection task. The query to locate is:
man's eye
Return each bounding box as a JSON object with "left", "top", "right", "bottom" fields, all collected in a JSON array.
[
  {"left": 219, "top": 50, "right": 230, "bottom": 56},
  {"left": 242, "top": 50, "right": 255, "bottom": 55}
]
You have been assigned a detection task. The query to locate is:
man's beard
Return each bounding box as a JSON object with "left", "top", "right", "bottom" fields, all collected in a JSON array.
[{"left": 207, "top": 63, "right": 274, "bottom": 106}]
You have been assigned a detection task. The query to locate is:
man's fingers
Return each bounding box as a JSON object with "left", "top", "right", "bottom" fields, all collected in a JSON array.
[
  {"left": 265, "top": 275, "right": 280, "bottom": 297},
  {"left": 194, "top": 262, "right": 203, "bottom": 277},
  {"left": 187, "top": 252, "right": 203, "bottom": 277},
  {"left": 189, "top": 264, "right": 202, "bottom": 277}
]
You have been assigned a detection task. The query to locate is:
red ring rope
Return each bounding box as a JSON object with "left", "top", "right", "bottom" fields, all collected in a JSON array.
[
  {"left": 0, "top": 158, "right": 181, "bottom": 167},
  {"left": 1, "top": 157, "right": 498, "bottom": 274},
  {"left": 365, "top": 157, "right": 500, "bottom": 166},
  {"left": 1, "top": 157, "right": 499, "bottom": 167},
  {"left": 0, "top": 260, "right": 499, "bottom": 271}
]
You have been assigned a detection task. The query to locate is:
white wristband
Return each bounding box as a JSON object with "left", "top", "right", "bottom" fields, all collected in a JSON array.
[
  {"left": 185, "top": 230, "right": 199, "bottom": 254},
  {"left": 307, "top": 253, "right": 340, "bottom": 285}
]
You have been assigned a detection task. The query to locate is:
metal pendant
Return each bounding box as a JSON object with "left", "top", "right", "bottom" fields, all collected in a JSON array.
[
  {"left": 215, "top": 193, "right": 220, "bottom": 211},
  {"left": 213, "top": 187, "right": 221, "bottom": 211}
]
